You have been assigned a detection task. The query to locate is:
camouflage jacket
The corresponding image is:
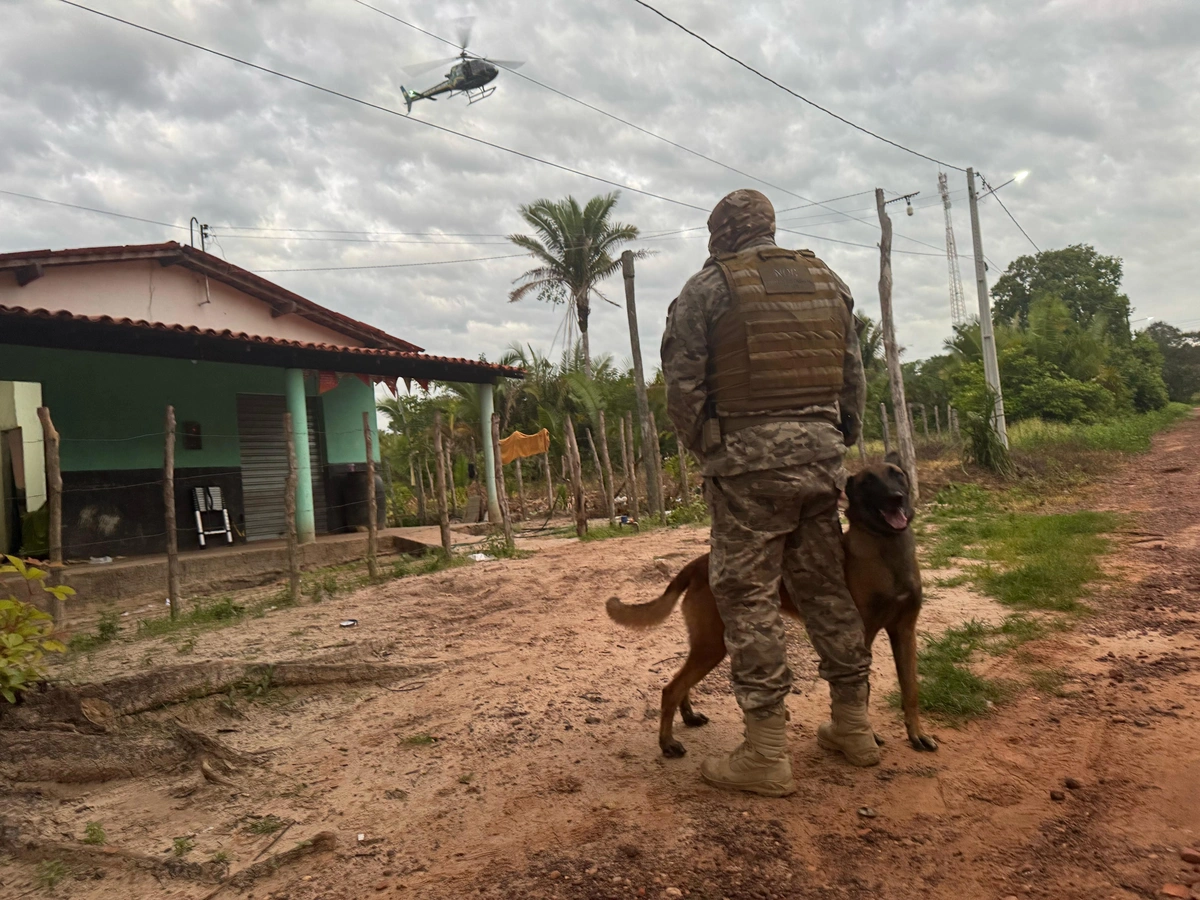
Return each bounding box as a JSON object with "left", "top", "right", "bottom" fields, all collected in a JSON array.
[{"left": 660, "top": 237, "right": 866, "bottom": 477}]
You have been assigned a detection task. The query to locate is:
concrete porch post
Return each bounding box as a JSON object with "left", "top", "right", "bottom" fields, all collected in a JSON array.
[
  {"left": 285, "top": 368, "right": 316, "bottom": 543},
  {"left": 477, "top": 382, "right": 501, "bottom": 524}
]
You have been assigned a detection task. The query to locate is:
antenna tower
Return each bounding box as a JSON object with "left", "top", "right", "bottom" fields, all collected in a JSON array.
[{"left": 939, "top": 172, "right": 968, "bottom": 325}]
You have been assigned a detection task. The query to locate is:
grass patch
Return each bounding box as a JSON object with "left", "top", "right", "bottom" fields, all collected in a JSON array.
[
  {"left": 1009, "top": 403, "right": 1190, "bottom": 454},
  {"left": 68, "top": 611, "right": 121, "bottom": 652},
  {"left": 578, "top": 522, "right": 653, "bottom": 542},
  {"left": 905, "top": 621, "right": 1010, "bottom": 720},
  {"left": 922, "top": 484, "right": 1120, "bottom": 612},
  {"left": 35, "top": 859, "right": 68, "bottom": 889},
  {"left": 403, "top": 732, "right": 437, "bottom": 745},
  {"left": 172, "top": 836, "right": 195, "bottom": 857},
  {"left": 1028, "top": 667, "right": 1071, "bottom": 697},
  {"left": 82, "top": 821, "right": 106, "bottom": 845},
  {"left": 245, "top": 815, "right": 287, "bottom": 835}
]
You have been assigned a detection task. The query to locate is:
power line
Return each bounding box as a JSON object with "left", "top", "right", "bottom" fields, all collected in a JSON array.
[
  {"left": 255, "top": 253, "right": 526, "bottom": 273},
  {"left": 980, "top": 176, "right": 1040, "bottom": 253},
  {"left": 211, "top": 233, "right": 513, "bottom": 245},
  {"left": 57, "top": 0, "right": 709, "bottom": 213},
  {"left": 0, "top": 188, "right": 188, "bottom": 231},
  {"left": 628, "top": 0, "right": 966, "bottom": 173},
  {"left": 347, "top": 1, "right": 930, "bottom": 245}
]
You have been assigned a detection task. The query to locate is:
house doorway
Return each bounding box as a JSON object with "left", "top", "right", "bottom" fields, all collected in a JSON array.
[
  {"left": 0, "top": 381, "right": 45, "bottom": 556},
  {"left": 235, "top": 394, "right": 327, "bottom": 542}
]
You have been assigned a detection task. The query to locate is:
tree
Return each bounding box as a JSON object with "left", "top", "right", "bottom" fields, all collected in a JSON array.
[
  {"left": 991, "top": 244, "right": 1131, "bottom": 342},
  {"left": 1146, "top": 322, "right": 1200, "bottom": 403},
  {"left": 508, "top": 192, "right": 644, "bottom": 378}
]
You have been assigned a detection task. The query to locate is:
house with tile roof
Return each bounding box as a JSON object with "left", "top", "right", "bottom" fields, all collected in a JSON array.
[{"left": 0, "top": 242, "right": 519, "bottom": 559}]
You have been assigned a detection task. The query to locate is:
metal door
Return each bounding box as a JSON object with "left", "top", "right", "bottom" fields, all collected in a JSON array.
[
  {"left": 236, "top": 395, "right": 329, "bottom": 541},
  {"left": 236, "top": 395, "right": 289, "bottom": 541}
]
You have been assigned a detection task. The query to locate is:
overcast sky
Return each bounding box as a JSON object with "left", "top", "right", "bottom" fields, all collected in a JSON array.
[{"left": 3, "top": 0, "right": 1198, "bottom": 372}]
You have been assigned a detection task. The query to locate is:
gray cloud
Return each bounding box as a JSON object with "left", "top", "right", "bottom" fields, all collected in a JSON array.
[{"left": 2, "top": 0, "right": 1198, "bottom": 371}]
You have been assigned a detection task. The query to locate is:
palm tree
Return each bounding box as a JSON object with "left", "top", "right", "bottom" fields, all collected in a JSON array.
[{"left": 507, "top": 192, "right": 645, "bottom": 379}]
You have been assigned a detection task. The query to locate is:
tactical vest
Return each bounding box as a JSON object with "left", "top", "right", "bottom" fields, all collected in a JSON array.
[{"left": 709, "top": 246, "right": 847, "bottom": 419}]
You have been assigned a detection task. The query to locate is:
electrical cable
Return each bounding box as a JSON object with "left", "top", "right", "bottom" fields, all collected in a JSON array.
[
  {"left": 254, "top": 253, "right": 526, "bottom": 273},
  {"left": 0, "top": 188, "right": 188, "bottom": 231},
  {"left": 56, "top": 0, "right": 710, "bottom": 213},
  {"left": 346, "top": 0, "right": 938, "bottom": 245},
  {"left": 628, "top": 0, "right": 967, "bottom": 173},
  {"left": 981, "top": 176, "right": 1040, "bottom": 253}
]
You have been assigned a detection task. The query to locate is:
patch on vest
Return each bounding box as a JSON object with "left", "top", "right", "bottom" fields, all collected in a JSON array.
[{"left": 759, "top": 262, "right": 816, "bottom": 294}]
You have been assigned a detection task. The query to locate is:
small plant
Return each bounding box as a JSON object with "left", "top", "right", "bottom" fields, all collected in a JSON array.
[
  {"left": 236, "top": 665, "right": 275, "bottom": 701},
  {"left": 479, "top": 529, "right": 525, "bottom": 560},
  {"left": 210, "top": 850, "right": 230, "bottom": 865},
  {"left": 173, "top": 836, "right": 195, "bottom": 857},
  {"left": 0, "top": 555, "right": 73, "bottom": 703},
  {"left": 96, "top": 611, "right": 120, "bottom": 642},
  {"left": 960, "top": 390, "right": 1014, "bottom": 476},
  {"left": 82, "top": 821, "right": 107, "bottom": 845},
  {"left": 245, "top": 815, "right": 287, "bottom": 835},
  {"left": 458, "top": 772, "right": 473, "bottom": 784},
  {"left": 404, "top": 732, "right": 437, "bottom": 746},
  {"left": 35, "top": 859, "right": 68, "bottom": 889}
]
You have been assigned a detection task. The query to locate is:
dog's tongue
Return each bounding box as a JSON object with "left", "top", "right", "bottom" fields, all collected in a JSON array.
[{"left": 883, "top": 508, "right": 909, "bottom": 530}]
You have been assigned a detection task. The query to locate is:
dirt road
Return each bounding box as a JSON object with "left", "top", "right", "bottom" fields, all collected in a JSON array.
[{"left": 2, "top": 416, "right": 1198, "bottom": 900}]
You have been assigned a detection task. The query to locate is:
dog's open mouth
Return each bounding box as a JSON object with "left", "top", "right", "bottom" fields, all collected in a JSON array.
[{"left": 881, "top": 506, "right": 910, "bottom": 530}]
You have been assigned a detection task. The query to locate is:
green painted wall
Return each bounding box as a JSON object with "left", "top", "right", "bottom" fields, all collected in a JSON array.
[
  {"left": 0, "top": 345, "right": 381, "bottom": 472},
  {"left": 320, "top": 376, "right": 380, "bottom": 464}
]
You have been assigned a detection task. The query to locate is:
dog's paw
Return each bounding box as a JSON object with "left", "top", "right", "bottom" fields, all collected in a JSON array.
[
  {"left": 909, "top": 733, "right": 939, "bottom": 752},
  {"left": 681, "top": 711, "right": 709, "bottom": 728},
  {"left": 660, "top": 740, "right": 687, "bottom": 758}
]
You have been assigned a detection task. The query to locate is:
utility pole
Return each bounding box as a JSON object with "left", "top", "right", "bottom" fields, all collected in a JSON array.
[
  {"left": 965, "top": 168, "right": 1009, "bottom": 448},
  {"left": 621, "top": 250, "right": 663, "bottom": 519},
  {"left": 875, "top": 188, "right": 919, "bottom": 503}
]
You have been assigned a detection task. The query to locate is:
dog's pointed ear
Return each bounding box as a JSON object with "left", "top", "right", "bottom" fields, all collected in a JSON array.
[
  {"left": 884, "top": 450, "right": 902, "bottom": 467},
  {"left": 843, "top": 474, "right": 859, "bottom": 504}
]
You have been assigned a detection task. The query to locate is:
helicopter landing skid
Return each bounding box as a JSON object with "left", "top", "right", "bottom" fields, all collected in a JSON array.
[{"left": 465, "top": 86, "right": 496, "bottom": 105}]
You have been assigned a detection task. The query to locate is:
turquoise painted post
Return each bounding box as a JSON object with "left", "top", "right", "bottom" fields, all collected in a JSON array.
[
  {"left": 285, "top": 368, "right": 316, "bottom": 543},
  {"left": 477, "top": 382, "right": 500, "bottom": 524}
]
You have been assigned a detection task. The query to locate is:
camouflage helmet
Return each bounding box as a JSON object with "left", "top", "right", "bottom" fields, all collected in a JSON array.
[{"left": 707, "top": 189, "right": 776, "bottom": 256}]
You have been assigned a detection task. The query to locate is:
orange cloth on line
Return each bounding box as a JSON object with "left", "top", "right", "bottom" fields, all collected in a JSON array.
[{"left": 499, "top": 428, "right": 551, "bottom": 465}]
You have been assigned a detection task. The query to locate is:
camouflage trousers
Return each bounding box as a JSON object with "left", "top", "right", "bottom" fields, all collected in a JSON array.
[{"left": 706, "top": 457, "right": 872, "bottom": 717}]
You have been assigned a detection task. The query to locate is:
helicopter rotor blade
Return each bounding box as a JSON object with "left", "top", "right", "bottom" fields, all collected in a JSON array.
[
  {"left": 484, "top": 58, "right": 524, "bottom": 70},
  {"left": 453, "top": 15, "right": 474, "bottom": 50},
  {"left": 401, "top": 56, "right": 460, "bottom": 77}
]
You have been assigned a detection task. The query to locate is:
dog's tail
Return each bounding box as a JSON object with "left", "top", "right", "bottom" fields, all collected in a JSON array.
[{"left": 605, "top": 556, "right": 702, "bottom": 629}]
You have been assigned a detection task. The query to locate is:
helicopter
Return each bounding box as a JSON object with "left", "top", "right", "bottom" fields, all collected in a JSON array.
[{"left": 400, "top": 17, "right": 523, "bottom": 113}]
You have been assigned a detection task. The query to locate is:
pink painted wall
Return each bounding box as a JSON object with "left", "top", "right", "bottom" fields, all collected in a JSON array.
[{"left": 3, "top": 260, "right": 366, "bottom": 347}]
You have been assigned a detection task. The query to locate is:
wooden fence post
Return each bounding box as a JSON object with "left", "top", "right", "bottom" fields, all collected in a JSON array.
[
  {"left": 543, "top": 449, "right": 554, "bottom": 513},
  {"left": 433, "top": 410, "right": 453, "bottom": 557},
  {"left": 623, "top": 411, "right": 639, "bottom": 524},
  {"left": 597, "top": 410, "right": 617, "bottom": 527},
  {"left": 283, "top": 411, "right": 301, "bottom": 604},
  {"left": 586, "top": 426, "right": 614, "bottom": 527},
  {"left": 647, "top": 410, "right": 666, "bottom": 523},
  {"left": 362, "top": 412, "right": 378, "bottom": 581},
  {"left": 413, "top": 454, "right": 427, "bottom": 525},
  {"left": 36, "top": 406, "right": 62, "bottom": 568},
  {"left": 920, "top": 404, "right": 929, "bottom": 440},
  {"left": 36, "top": 408, "right": 65, "bottom": 623},
  {"left": 514, "top": 457, "right": 527, "bottom": 521},
  {"left": 490, "top": 413, "right": 514, "bottom": 549},
  {"left": 934, "top": 404, "right": 942, "bottom": 437},
  {"left": 444, "top": 445, "right": 457, "bottom": 519},
  {"left": 163, "top": 406, "right": 181, "bottom": 618},
  {"left": 857, "top": 436, "right": 867, "bottom": 464},
  {"left": 564, "top": 421, "right": 587, "bottom": 537},
  {"left": 880, "top": 403, "right": 891, "bottom": 455}
]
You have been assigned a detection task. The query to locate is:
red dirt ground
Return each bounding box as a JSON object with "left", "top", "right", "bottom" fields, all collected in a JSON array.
[{"left": 1, "top": 415, "right": 1198, "bottom": 900}]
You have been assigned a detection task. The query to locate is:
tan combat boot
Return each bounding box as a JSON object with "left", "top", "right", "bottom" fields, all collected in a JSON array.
[
  {"left": 817, "top": 694, "right": 881, "bottom": 767},
  {"left": 699, "top": 705, "right": 796, "bottom": 797}
]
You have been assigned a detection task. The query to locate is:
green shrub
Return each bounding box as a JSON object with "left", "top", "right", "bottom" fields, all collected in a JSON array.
[
  {"left": 83, "top": 821, "right": 107, "bottom": 845},
  {"left": 0, "top": 555, "right": 73, "bottom": 703}
]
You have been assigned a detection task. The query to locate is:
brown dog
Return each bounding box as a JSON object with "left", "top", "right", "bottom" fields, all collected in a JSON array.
[{"left": 606, "top": 455, "right": 938, "bottom": 758}]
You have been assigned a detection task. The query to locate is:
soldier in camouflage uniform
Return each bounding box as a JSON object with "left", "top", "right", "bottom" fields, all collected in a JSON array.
[{"left": 660, "top": 189, "right": 879, "bottom": 797}]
